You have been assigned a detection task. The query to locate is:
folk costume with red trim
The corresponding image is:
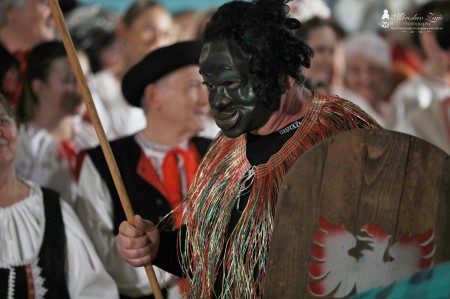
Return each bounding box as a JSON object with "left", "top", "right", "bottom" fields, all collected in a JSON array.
[
  {"left": 77, "top": 133, "right": 211, "bottom": 298},
  {"left": 0, "top": 181, "right": 119, "bottom": 298}
]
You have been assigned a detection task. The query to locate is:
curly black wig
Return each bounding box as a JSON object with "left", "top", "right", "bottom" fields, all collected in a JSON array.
[{"left": 202, "top": 0, "right": 313, "bottom": 111}]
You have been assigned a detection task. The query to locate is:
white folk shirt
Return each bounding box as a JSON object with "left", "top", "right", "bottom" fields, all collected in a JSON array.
[
  {"left": 76, "top": 133, "right": 183, "bottom": 298},
  {"left": 0, "top": 180, "right": 119, "bottom": 298},
  {"left": 15, "top": 117, "right": 99, "bottom": 207},
  {"left": 386, "top": 74, "right": 450, "bottom": 154}
]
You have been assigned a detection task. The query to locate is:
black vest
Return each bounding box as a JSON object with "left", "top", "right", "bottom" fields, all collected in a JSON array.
[
  {"left": 0, "top": 188, "right": 70, "bottom": 299},
  {"left": 87, "top": 135, "right": 211, "bottom": 235}
]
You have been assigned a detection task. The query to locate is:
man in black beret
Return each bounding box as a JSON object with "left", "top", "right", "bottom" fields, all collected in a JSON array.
[{"left": 76, "top": 40, "right": 212, "bottom": 299}]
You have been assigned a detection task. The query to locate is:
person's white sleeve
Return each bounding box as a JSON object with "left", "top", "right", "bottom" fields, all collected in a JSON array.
[
  {"left": 385, "top": 82, "right": 415, "bottom": 134},
  {"left": 61, "top": 199, "right": 119, "bottom": 298},
  {"left": 15, "top": 125, "right": 78, "bottom": 206},
  {"left": 76, "top": 155, "right": 178, "bottom": 297}
]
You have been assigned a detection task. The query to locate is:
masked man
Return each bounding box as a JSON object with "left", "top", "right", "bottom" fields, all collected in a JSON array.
[{"left": 116, "top": 1, "right": 381, "bottom": 298}]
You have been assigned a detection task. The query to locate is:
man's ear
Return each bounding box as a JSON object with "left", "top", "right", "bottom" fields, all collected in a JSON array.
[
  {"left": 143, "top": 84, "right": 159, "bottom": 109},
  {"left": 116, "top": 20, "right": 128, "bottom": 41},
  {"left": 30, "top": 79, "right": 44, "bottom": 97}
]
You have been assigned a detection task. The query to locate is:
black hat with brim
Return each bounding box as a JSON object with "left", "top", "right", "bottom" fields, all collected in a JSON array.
[{"left": 122, "top": 40, "right": 204, "bottom": 107}]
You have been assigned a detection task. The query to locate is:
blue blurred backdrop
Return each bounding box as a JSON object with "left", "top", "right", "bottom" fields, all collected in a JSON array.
[{"left": 78, "top": 0, "right": 230, "bottom": 14}]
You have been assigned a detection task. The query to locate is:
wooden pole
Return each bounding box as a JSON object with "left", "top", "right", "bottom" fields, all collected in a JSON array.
[{"left": 48, "top": 1, "right": 164, "bottom": 298}]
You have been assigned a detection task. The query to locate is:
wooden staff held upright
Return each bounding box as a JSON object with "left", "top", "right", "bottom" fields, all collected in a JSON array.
[{"left": 48, "top": 1, "right": 164, "bottom": 298}]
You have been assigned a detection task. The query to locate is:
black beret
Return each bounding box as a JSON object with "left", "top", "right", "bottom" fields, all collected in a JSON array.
[{"left": 122, "top": 40, "right": 204, "bottom": 107}]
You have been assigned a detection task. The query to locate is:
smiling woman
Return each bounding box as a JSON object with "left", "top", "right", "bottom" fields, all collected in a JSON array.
[
  {"left": 89, "top": 0, "right": 173, "bottom": 139},
  {"left": 0, "top": 94, "right": 17, "bottom": 169},
  {"left": 0, "top": 92, "right": 119, "bottom": 298},
  {"left": 14, "top": 41, "right": 99, "bottom": 206}
]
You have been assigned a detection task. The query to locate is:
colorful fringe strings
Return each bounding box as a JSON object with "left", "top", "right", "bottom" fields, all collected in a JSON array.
[{"left": 179, "top": 93, "right": 381, "bottom": 298}]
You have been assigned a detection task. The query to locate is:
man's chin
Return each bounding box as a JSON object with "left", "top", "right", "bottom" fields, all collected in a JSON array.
[{"left": 221, "top": 128, "right": 245, "bottom": 138}]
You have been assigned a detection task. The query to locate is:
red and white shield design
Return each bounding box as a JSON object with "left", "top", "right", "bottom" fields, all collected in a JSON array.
[{"left": 308, "top": 216, "right": 435, "bottom": 298}]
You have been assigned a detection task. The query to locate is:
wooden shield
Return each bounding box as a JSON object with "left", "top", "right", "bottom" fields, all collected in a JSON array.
[{"left": 264, "top": 129, "right": 450, "bottom": 299}]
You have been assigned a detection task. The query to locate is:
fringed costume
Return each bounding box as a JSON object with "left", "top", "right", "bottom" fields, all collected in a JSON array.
[{"left": 155, "top": 93, "right": 381, "bottom": 298}]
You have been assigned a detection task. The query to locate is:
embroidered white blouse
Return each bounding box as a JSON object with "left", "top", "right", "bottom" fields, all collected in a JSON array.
[{"left": 0, "top": 180, "right": 119, "bottom": 298}]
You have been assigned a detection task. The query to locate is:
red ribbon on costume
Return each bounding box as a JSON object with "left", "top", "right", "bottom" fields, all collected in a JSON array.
[
  {"left": 57, "top": 139, "right": 81, "bottom": 180},
  {"left": 161, "top": 144, "right": 200, "bottom": 295},
  {"left": 162, "top": 144, "right": 199, "bottom": 228},
  {"left": 3, "top": 50, "right": 30, "bottom": 109}
]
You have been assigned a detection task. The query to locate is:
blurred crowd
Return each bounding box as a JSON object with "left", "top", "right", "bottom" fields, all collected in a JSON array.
[{"left": 0, "top": 0, "right": 449, "bottom": 298}]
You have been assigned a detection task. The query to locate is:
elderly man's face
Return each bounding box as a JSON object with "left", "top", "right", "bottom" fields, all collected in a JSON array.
[
  {"left": 345, "top": 54, "right": 386, "bottom": 107},
  {"left": 121, "top": 5, "right": 173, "bottom": 66},
  {"left": 154, "top": 65, "right": 210, "bottom": 135},
  {"left": 9, "top": 0, "right": 56, "bottom": 47},
  {"left": 199, "top": 40, "right": 272, "bottom": 138}
]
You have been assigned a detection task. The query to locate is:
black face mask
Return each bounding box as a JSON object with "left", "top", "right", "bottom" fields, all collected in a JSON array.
[{"left": 199, "top": 40, "right": 272, "bottom": 138}]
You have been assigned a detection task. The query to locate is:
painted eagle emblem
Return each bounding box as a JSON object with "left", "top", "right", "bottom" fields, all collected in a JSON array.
[{"left": 308, "top": 216, "right": 435, "bottom": 298}]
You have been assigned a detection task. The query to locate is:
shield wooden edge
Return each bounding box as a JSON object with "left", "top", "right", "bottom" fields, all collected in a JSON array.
[{"left": 264, "top": 129, "right": 450, "bottom": 299}]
